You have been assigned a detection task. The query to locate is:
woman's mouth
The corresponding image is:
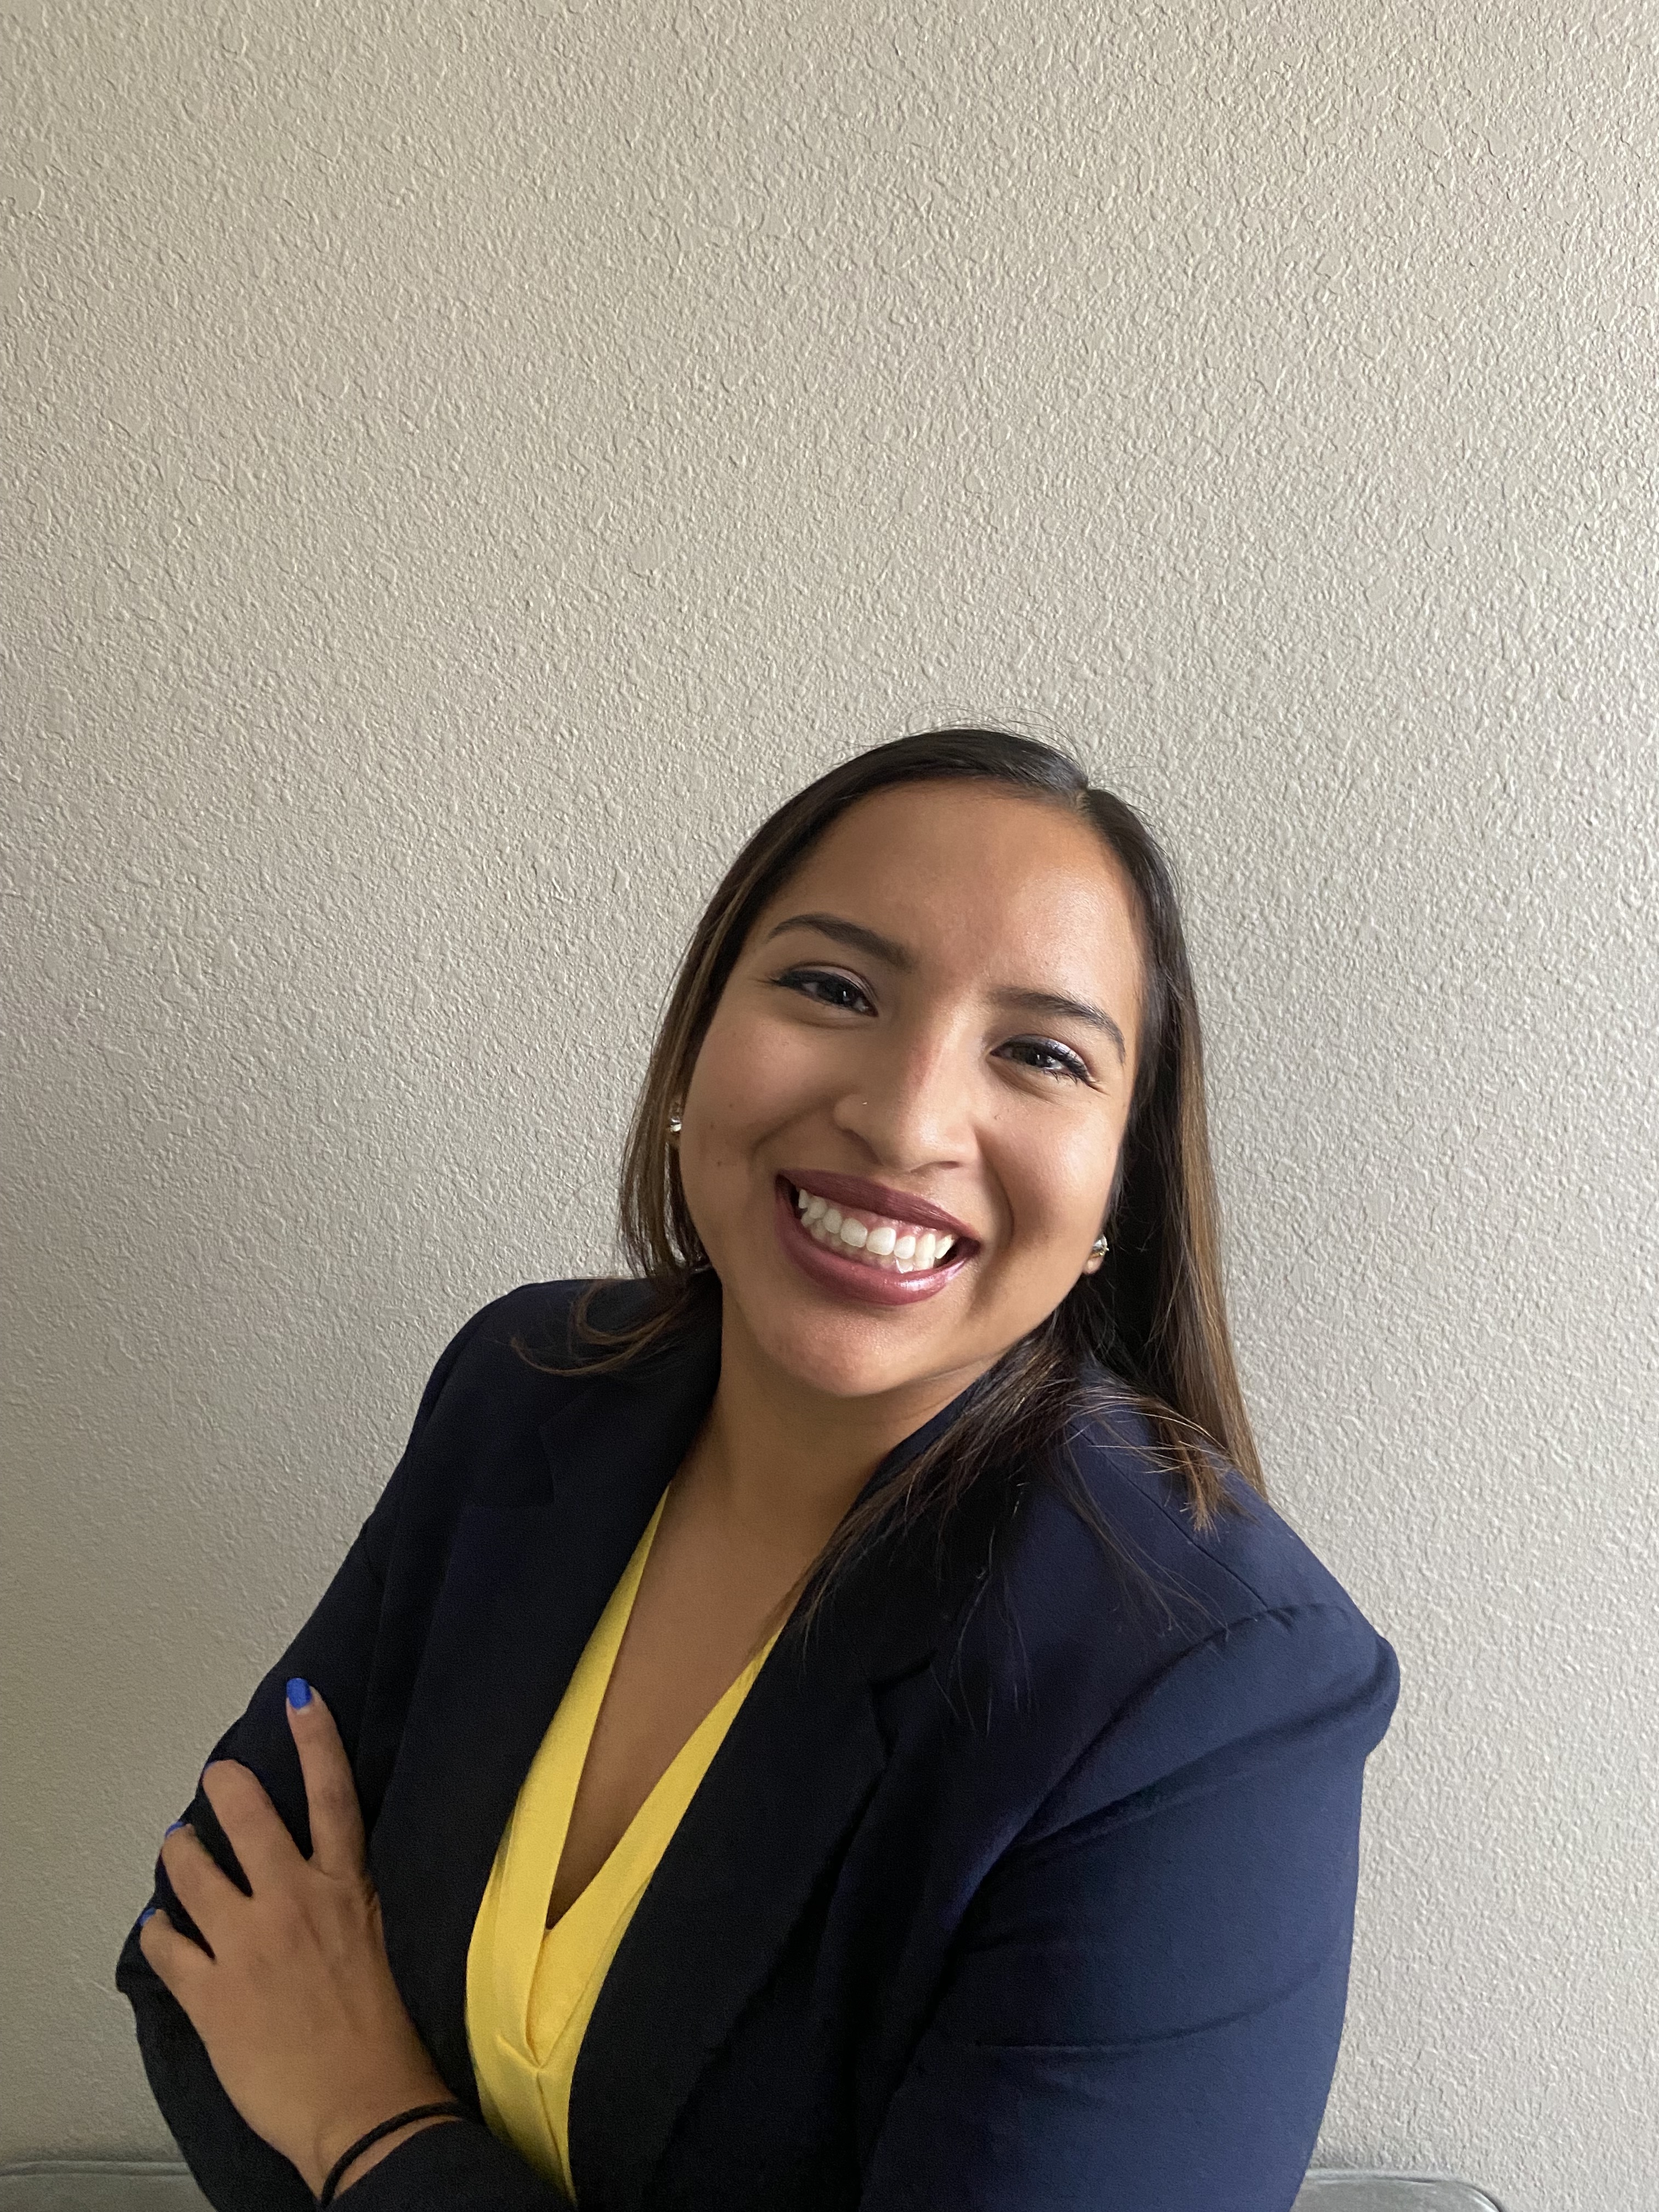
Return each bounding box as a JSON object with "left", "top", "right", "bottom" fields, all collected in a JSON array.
[
  {"left": 792, "top": 1186, "right": 959, "bottom": 1271},
  {"left": 773, "top": 1175, "right": 979, "bottom": 1305}
]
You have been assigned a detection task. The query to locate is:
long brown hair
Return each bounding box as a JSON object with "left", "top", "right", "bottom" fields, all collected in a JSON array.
[{"left": 526, "top": 727, "right": 1265, "bottom": 1635}]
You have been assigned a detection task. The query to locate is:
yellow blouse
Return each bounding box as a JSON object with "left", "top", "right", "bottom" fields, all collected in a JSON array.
[{"left": 465, "top": 1491, "right": 783, "bottom": 2204}]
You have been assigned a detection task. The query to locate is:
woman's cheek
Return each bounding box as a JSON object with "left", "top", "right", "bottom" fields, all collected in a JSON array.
[
  {"left": 989, "top": 1123, "right": 1116, "bottom": 1276},
  {"left": 697, "top": 1005, "right": 825, "bottom": 1130}
]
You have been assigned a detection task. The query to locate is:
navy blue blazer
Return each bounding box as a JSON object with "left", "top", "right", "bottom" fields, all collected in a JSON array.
[{"left": 116, "top": 1278, "right": 1400, "bottom": 2212}]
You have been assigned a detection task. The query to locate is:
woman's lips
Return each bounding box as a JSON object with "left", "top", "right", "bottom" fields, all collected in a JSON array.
[
  {"left": 772, "top": 1179, "right": 975, "bottom": 1307},
  {"left": 781, "top": 1168, "right": 977, "bottom": 1245}
]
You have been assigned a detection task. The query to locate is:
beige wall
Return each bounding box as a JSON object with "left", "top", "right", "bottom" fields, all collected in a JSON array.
[{"left": 4, "top": 4, "right": 1656, "bottom": 2207}]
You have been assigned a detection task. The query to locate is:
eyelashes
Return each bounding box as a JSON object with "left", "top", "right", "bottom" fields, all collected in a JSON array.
[
  {"left": 775, "top": 966, "right": 872, "bottom": 1015},
  {"left": 770, "top": 967, "right": 1094, "bottom": 1086},
  {"left": 1000, "top": 1037, "right": 1092, "bottom": 1083}
]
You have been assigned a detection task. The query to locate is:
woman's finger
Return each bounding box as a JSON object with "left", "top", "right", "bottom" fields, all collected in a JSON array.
[
  {"left": 158, "top": 1820, "right": 245, "bottom": 1943},
  {"left": 137, "top": 1904, "right": 212, "bottom": 2007},
  {"left": 198, "top": 1756, "right": 302, "bottom": 1893},
  {"left": 283, "top": 1679, "right": 367, "bottom": 1878}
]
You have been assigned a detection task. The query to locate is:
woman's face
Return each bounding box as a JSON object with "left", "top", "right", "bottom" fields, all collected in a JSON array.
[{"left": 678, "top": 780, "right": 1145, "bottom": 1411}]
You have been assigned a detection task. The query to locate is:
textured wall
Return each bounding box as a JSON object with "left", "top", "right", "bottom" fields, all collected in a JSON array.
[{"left": 3, "top": 3, "right": 1656, "bottom": 2206}]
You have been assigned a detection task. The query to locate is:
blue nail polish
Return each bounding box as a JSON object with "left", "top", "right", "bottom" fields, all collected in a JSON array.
[
  {"left": 139, "top": 1907, "right": 157, "bottom": 1926},
  {"left": 163, "top": 1820, "right": 185, "bottom": 1837},
  {"left": 286, "top": 1676, "right": 312, "bottom": 1708}
]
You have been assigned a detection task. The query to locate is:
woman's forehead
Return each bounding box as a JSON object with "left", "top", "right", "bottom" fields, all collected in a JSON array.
[
  {"left": 781, "top": 783, "right": 1137, "bottom": 946},
  {"left": 756, "top": 782, "right": 1145, "bottom": 1025}
]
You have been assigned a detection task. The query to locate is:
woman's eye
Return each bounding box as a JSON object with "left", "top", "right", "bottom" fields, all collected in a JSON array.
[
  {"left": 776, "top": 967, "right": 873, "bottom": 1014},
  {"left": 1001, "top": 1037, "right": 1091, "bottom": 1084}
]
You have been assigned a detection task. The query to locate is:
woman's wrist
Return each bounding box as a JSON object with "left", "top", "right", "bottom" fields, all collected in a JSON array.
[
  {"left": 307, "top": 2081, "right": 467, "bottom": 2203},
  {"left": 323, "top": 2111, "right": 467, "bottom": 2201}
]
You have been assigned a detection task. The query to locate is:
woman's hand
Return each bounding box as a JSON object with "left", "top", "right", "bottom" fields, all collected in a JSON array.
[{"left": 138, "top": 1680, "right": 464, "bottom": 2200}]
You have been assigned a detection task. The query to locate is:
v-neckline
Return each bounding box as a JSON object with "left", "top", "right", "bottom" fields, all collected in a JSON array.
[
  {"left": 543, "top": 1488, "right": 670, "bottom": 1932},
  {"left": 540, "top": 1491, "right": 791, "bottom": 1936}
]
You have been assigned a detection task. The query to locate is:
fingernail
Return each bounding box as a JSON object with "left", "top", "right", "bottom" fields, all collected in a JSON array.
[
  {"left": 163, "top": 1820, "right": 185, "bottom": 1837},
  {"left": 286, "top": 1676, "right": 312, "bottom": 1708},
  {"left": 139, "top": 1907, "right": 157, "bottom": 1926}
]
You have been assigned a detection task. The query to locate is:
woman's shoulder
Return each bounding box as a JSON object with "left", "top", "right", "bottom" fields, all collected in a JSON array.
[
  {"left": 407, "top": 1273, "right": 677, "bottom": 1412},
  {"left": 969, "top": 1398, "right": 1407, "bottom": 1849},
  {"left": 966, "top": 1388, "right": 1402, "bottom": 1821},
  {"left": 372, "top": 1276, "right": 667, "bottom": 1525},
  {"left": 423, "top": 1274, "right": 656, "bottom": 1376},
  {"left": 1060, "top": 1385, "right": 1374, "bottom": 1628}
]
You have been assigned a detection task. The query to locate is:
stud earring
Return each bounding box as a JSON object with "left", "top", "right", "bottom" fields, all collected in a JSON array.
[
  {"left": 1091, "top": 1233, "right": 1109, "bottom": 1257},
  {"left": 667, "top": 1105, "right": 683, "bottom": 1139}
]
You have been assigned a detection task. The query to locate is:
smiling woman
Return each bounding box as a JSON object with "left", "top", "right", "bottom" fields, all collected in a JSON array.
[{"left": 117, "top": 728, "right": 1400, "bottom": 2212}]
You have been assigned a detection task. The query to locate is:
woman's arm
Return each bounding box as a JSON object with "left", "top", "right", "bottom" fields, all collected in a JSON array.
[
  {"left": 859, "top": 1602, "right": 1401, "bottom": 2212},
  {"left": 114, "top": 1299, "right": 509, "bottom": 2212},
  {"left": 295, "top": 1608, "right": 1401, "bottom": 2212}
]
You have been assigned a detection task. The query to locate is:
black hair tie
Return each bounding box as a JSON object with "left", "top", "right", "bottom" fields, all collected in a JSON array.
[{"left": 317, "top": 2101, "right": 470, "bottom": 2206}]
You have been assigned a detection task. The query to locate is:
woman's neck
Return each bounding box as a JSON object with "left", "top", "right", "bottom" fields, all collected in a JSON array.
[{"left": 686, "top": 1302, "right": 992, "bottom": 1558}]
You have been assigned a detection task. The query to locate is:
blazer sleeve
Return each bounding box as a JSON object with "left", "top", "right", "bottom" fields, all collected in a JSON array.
[
  {"left": 859, "top": 1601, "right": 1401, "bottom": 2212},
  {"left": 113, "top": 1297, "right": 515, "bottom": 2212}
]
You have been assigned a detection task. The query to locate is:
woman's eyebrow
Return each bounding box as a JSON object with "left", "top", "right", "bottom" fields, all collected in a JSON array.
[
  {"left": 764, "top": 913, "right": 913, "bottom": 968},
  {"left": 765, "top": 913, "right": 1127, "bottom": 1065},
  {"left": 990, "top": 987, "right": 1127, "bottom": 1065}
]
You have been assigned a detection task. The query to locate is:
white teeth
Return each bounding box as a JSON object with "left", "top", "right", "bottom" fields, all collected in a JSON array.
[{"left": 794, "top": 1192, "right": 970, "bottom": 1276}]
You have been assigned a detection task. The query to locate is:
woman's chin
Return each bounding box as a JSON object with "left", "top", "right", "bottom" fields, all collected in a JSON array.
[
  {"left": 704, "top": 1207, "right": 991, "bottom": 1407},
  {"left": 724, "top": 1285, "right": 964, "bottom": 1406}
]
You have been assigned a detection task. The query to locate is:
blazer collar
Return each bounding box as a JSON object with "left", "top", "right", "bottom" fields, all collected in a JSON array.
[{"left": 371, "top": 1291, "right": 1007, "bottom": 2212}]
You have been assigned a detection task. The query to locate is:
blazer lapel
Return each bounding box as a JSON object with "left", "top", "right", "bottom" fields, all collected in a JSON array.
[
  {"left": 568, "top": 1383, "right": 1006, "bottom": 2212},
  {"left": 372, "top": 1317, "right": 724, "bottom": 2102}
]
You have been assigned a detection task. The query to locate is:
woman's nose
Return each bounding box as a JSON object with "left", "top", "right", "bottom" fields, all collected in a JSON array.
[{"left": 829, "top": 1027, "right": 974, "bottom": 1171}]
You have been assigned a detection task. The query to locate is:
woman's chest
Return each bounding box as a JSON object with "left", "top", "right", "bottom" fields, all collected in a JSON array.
[{"left": 544, "top": 1487, "right": 814, "bottom": 1925}]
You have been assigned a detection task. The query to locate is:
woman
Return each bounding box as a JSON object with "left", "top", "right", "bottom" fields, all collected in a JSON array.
[{"left": 117, "top": 727, "right": 1400, "bottom": 2212}]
